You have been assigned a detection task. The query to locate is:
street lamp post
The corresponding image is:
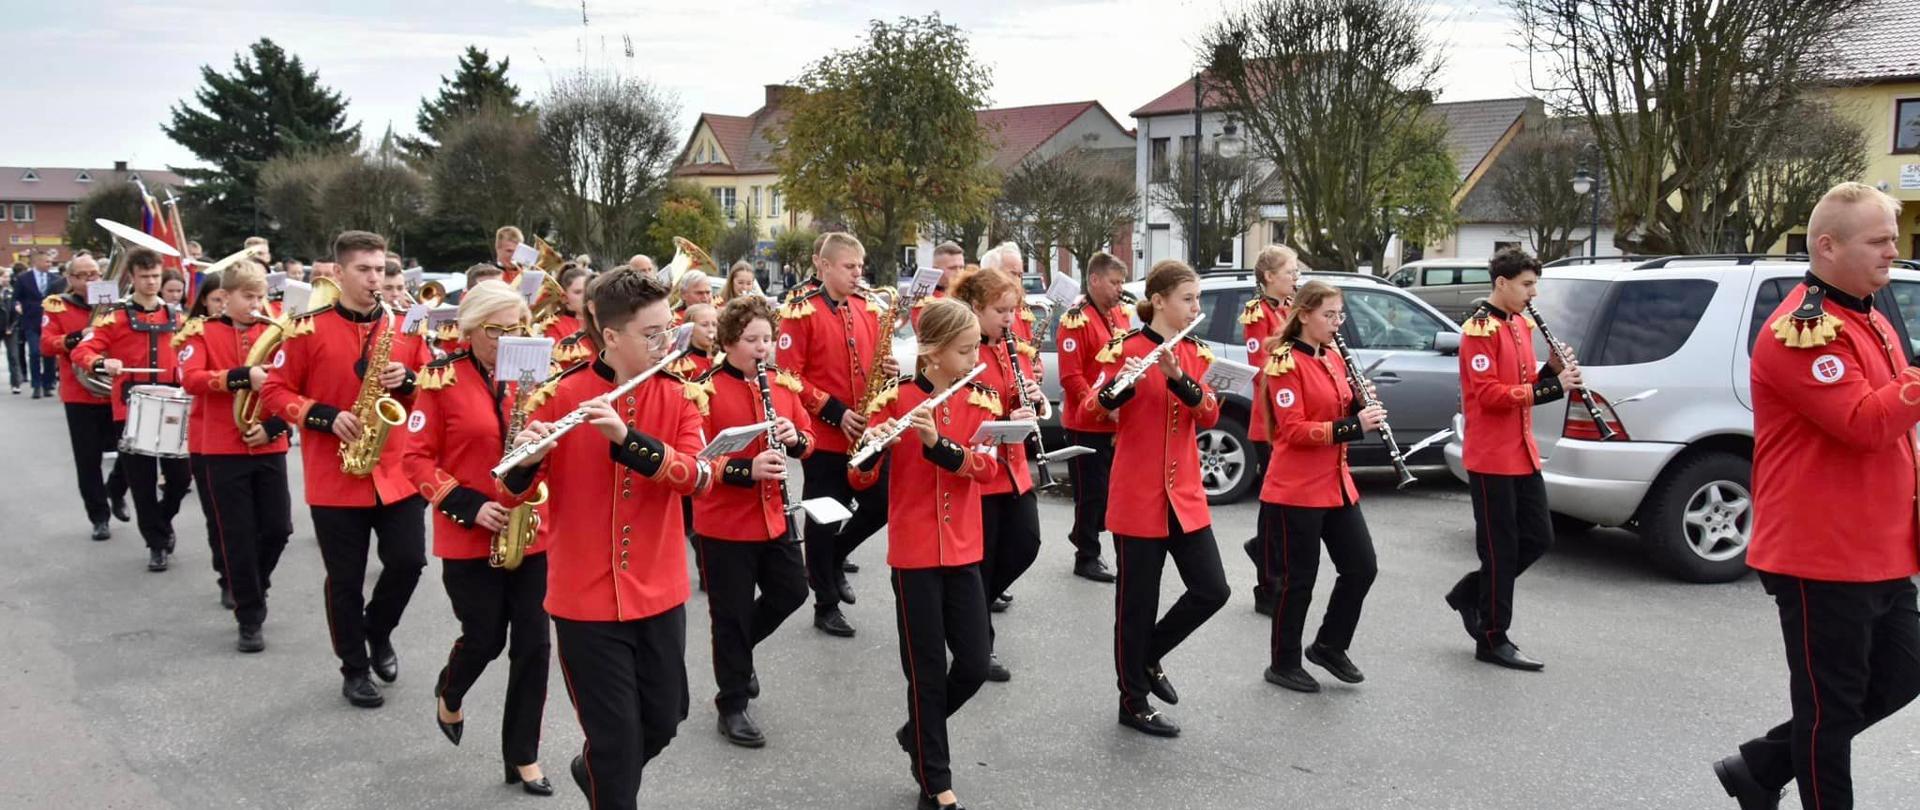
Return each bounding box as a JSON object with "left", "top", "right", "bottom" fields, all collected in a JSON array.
[
  {"left": 1191, "top": 71, "right": 1204, "bottom": 268},
  {"left": 1570, "top": 143, "right": 1601, "bottom": 257}
]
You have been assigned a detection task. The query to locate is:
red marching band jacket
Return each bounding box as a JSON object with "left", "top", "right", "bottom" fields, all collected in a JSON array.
[
  {"left": 1053, "top": 298, "right": 1132, "bottom": 434},
  {"left": 777, "top": 286, "right": 886, "bottom": 455},
  {"left": 977, "top": 334, "right": 1040, "bottom": 496},
  {"left": 690, "top": 362, "right": 816, "bottom": 541},
  {"left": 176, "top": 316, "right": 292, "bottom": 456},
  {"left": 1458, "top": 303, "right": 1564, "bottom": 476},
  {"left": 1750, "top": 277, "right": 1920, "bottom": 582},
  {"left": 1241, "top": 295, "right": 1291, "bottom": 444},
  {"left": 666, "top": 346, "right": 715, "bottom": 380},
  {"left": 849, "top": 374, "right": 1000, "bottom": 569},
  {"left": 39, "top": 293, "right": 112, "bottom": 405},
  {"left": 1259, "top": 340, "right": 1363, "bottom": 508},
  {"left": 403, "top": 351, "right": 552, "bottom": 561},
  {"left": 541, "top": 312, "right": 585, "bottom": 364},
  {"left": 501, "top": 358, "right": 714, "bottom": 623},
  {"left": 73, "top": 300, "right": 184, "bottom": 421},
  {"left": 1094, "top": 327, "right": 1221, "bottom": 537},
  {"left": 258, "top": 304, "right": 432, "bottom": 508}
]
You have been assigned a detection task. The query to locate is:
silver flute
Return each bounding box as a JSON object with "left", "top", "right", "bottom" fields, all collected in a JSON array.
[
  {"left": 846, "top": 363, "right": 986, "bottom": 469},
  {"left": 1101, "top": 313, "right": 1206, "bottom": 396},
  {"left": 491, "top": 330, "right": 693, "bottom": 479}
]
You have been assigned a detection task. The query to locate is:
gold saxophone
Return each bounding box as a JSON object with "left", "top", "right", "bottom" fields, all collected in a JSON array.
[
  {"left": 338, "top": 293, "right": 407, "bottom": 477},
  {"left": 854, "top": 284, "right": 902, "bottom": 414},
  {"left": 492, "top": 368, "right": 548, "bottom": 570}
]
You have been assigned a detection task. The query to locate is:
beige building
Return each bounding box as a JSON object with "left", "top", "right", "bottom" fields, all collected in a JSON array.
[{"left": 672, "top": 85, "right": 811, "bottom": 252}]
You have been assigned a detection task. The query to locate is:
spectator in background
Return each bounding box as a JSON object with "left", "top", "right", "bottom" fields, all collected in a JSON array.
[
  {"left": 719, "top": 261, "right": 761, "bottom": 304},
  {"left": 185, "top": 241, "right": 205, "bottom": 262},
  {"left": 12, "top": 249, "right": 64, "bottom": 398},
  {"left": 1, "top": 263, "right": 20, "bottom": 394},
  {"left": 281, "top": 258, "right": 306, "bottom": 283}
]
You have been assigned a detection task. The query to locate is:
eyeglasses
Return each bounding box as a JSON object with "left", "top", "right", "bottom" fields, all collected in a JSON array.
[
  {"left": 643, "top": 329, "right": 674, "bottom": 349},
  {"left": 479, "top": 322, "right": 531, "bottom": 339},
  {"left": 1320, "top": 311, "right": 1348, "bottom": 324}
]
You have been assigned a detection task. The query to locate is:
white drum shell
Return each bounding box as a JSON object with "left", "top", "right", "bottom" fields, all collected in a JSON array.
[{"left": 120, "top": 385, "right": 192, "bottom": 458}]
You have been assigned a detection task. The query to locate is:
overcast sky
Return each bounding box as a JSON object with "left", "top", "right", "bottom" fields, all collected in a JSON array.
[{"left": 3, "top": 0, "right": 1535, "bottom": 172}]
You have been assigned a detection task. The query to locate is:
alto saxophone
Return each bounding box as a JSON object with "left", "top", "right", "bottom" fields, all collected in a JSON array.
[
  {"left": 338, "top": 293, "right": 408, "bottom": 476},
  {"left": 492, "top": 367, "right": 548, "bottom": 569},
  {"left": 854, "top": 285, "right": 902, "bottom": 415}
]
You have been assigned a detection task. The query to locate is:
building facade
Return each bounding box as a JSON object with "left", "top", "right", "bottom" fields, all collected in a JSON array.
[{"left": 0, "top": 162, "right": 184, "bottom": 265}]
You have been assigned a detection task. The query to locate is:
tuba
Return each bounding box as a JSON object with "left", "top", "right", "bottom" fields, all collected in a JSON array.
[
  {"left": 492, "top": 367, "right": 548, "bottom": 569},
  {"left": 338, "top": 292, "right": 407, "bottom": 476},
  {"left": 662, "top": 236, "right": 718, "bottom": 288}
]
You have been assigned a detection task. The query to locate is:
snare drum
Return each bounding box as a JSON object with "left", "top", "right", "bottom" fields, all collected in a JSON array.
[{"left": 120, "top": 385, "right": 193, "bottom": 458}]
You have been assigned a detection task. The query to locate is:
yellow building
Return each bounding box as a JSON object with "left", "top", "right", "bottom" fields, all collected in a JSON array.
[{"left": 671, "top": 85, "right": 811, "bottom": 256}]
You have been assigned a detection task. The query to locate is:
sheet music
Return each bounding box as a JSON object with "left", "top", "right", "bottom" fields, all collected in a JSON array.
[
  {"left": 517, "top": 270, "right": 546, "bottom": 302},
  {"left": 264, "top": 271, "right": 288, "bottom": 293},
  {"left": 1202, "top": 357, "right": 1258, "bottom": 397},
  {"left": 403, "top": 268, "right": 424, "bottom": 287},
  {"left": 1044, "top": 272, "right": 1081, "bottom": 311},
  {"left": 87, "top": 280, "right": 118, "bottom": 305},
  {"left": 699, "top": 422, "right": 774, "bottom": 461},
  {"left": 282, "top": 280, "right": 313, "bottom": 313},
  {"left": 401, "top": 303, "right": 430, "bottom": 334},
  {"left": 512, "top": 243, "right": 540, "bottom": 267},
  {"left": 907, "top": 265, "right": 944, "bottom": 299},
  {"left": 426, "top": 304, "right": 460, "bottom": 328},
  {"left": 968, "top": 420, "right": 1038, "bottom": 445},
  {"left": 496, "top": 336, "right": 555, "bottom": 383}
]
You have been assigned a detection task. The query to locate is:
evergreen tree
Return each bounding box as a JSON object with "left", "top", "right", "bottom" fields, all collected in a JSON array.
[
  {"left": 402, "top": 46, "right": 529, "bottom": 161},
  {"left": 164, "top": 38, "right": 358, "bottom": 249}
]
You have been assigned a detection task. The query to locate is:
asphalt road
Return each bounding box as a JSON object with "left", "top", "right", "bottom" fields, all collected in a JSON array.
[{"left": 2, "top": 390, "right": 1916, "bottom": 809}]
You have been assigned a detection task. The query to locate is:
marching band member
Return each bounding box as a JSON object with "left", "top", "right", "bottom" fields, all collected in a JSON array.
[
  {"left": 1255, "top": 280, "right": 1381, "bottom": 693},
  {"left": 541, "top": 266, "right": 591, "bottom": 345},
  {"left": 160, "top": 270, "right": 187, "bottom": 312},
  {"left": 40, "top": 254, "right": 131, "bottom": 541},
  {"left": 381, "top": 264, "right": 447, "bottom": 358},
  {"left": 908, "top": 241, "right": 967, "bottom": 329},
  {"left": 1442, "top": 248, "right": 1576, "bottom": 672},
  {"left": 502, "top": 268, "right": 714, "bottom": 810},
  {"left": 181, "top": 273, "right": 230, "bottom": 606},
  {"left": 492, "top": 226, "right": 526, "bottom": 286},
  {"left": 75, "top": 248, "right": 188, "bottom": 572},
  {"left": 850, "top": 297, "right": 999, "bottom": 810},
  {"left": 259, "top": 230, "right": 432, "bottom": 708},
  {"left": 668, "top": 270, "right": 713, "bottom": 327},
  {"left": 1241, "top": 245, "right": 1299, "bottom": 617},
  {"left": 977, "top": 243, "right": 1037, "bottom": 342},
  {"left": 178, "top": 263, "right": 294, "bottom": 653},
  {"left": 1095, "top": 259, "right": 1228, "bottom": 738},
  {"left": 1051, "top": 252, "right": 1129, "bottom": 583},
  {"left": 952, "top": 265, "right": 1044, "bottom": 682},
  {"left": 671, "top": 303, "right": 717, "bottom": 379},
  {"left": 402, "top": 280, "right": 554, "bottom": 796},
  {"left": 717, "top": 261, "right": 762, "bottom": 304},
  {"left": 778, "top": 232, "right": 897, "bottom": 638},
  {"left": 690, "top": 296, "right": 814, "bottom": 748},
  {"left": 1715, "top": 183, "right": 1920, "bottom": 810}
]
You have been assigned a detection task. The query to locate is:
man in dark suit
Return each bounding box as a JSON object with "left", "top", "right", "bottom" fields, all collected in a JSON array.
[
  {"left": 12, "top": 249, "right": 65, "bottom": 398},
  {"left": 1, "top": 264, "right": 20, "bottom": 393}
]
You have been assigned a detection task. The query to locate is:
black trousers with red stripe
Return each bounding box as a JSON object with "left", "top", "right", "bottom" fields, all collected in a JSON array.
[
  {"left": 1063, "top": 430, "right": 1113, "bottom": 563},
  {"left": 1246, "top": 441, "right": 1275, "bottom": 598},
  {"left": 555, "top": 608, "right": 689, "bottom": 810},
  {"left": 1737, "top": 573, "right": 1920, "bottom": 810},
  {"left": 1113, "top": 514, "right": 1230, "bottom": 713},
  {"left": 1447, "top": 471, "right": 1553, "bottom": 647},
  {"left": 696, "top": 536, "right": 806, "bottom": 714},
  {"left": 62, "top": 402, "right": 127, "bottom": 526},
  {"left": 438, "top": 553, "right": 550, "bottom": 769},
  {"left": 310, "top": 497, "right": 427, "bottom": 678},
  {"left": 1259, "top": 502, "right": 1376, "bottom": 671},
  {"left": 981, "top": 490, "right": 1041, "bottom": 647},
  {"left": 800, "top": 449, "right": 888, "bottom": 611},
  {"left": 118, "top": 437, "right": 190, "bottom": 551},
  {"left": 199, "top": 453, "right": 292, "bottom": 628},
  {"left": 890, "top": 565, "right": 990, "bottom": 798}
]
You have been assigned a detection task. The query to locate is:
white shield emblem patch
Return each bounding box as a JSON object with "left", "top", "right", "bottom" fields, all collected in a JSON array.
[
  {"left": 1061, "top": 337, "right": 1076, "bottom": 353},
  {"left": 1470, "top": 354, "right": 1492, "bottom": 373},
  {"left": 177, "top": 344, "right": 194, "bottom": 363},
  {"left": 1245, "top": 338, "right": 1260, "bottom": 353},
  {"left": 272, "top": 350, "right": 287, "bottom": 369},
  {"left": 1811, "top": 354, "right": 1845, "bottom": 384},
  {"left": 407, "top": 411, "right": 427, "bottom": 433},
  {"left": 1275, "top": 389, "right": 1296, "bottom": 408},
  {"left": 777, "top": 334, "right": 793, "bottom": 351}
]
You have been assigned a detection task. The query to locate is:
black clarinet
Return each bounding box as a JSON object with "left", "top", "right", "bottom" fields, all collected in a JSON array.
[
  {"left": 755, "top": 361, "right": 805, "bottom": 543},
  {"left": 1525, "top": 303, "right": 1617, "bottom": 441},
  {"left": 1005, "top": 333, "right": 1057, "bottom": 490},
  {"left": 1330, "top": 332, "right": 1417, "bottom": 489}
]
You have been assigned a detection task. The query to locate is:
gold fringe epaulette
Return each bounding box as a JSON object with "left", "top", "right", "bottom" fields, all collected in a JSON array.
[
  {"left": 434, "top": 321, "right": 460, "bottom": 344},
  {"left": 523, "top": 375, "right": 563, "bottom": 412},
  {"left": 683, "top": 377, "right": 714, "bottom": 415},
  {"left": 170, "top": 316, "right": 205, "bottom": 348},
  {"left": 551, "top": 333, "right": 593, "bottom": 364},
  {"left": 91, "top": 306, "right": 120, "bottom": 329},
  {"left": 1186, "top": 336, "right": 1214, "bottom": 364},
  {"left": 1014, "top": 338, "right": 1039, "bottom": 361},
  {"left": 667, "top": 355, "right": 700, "bottom": 376},
  {"left": 1264, "top": 343, "right": 1296, "bottom": 376},
  {"left": 1461, "top": 307, "right": 1500, "bottom": 337},
  {"left": 417, "top": 354, "right": 462, "bottom": 391},
  {"left": 774, "top": 368, "right": 804, "bottom": 393},
  {"left": 42, "top": 294, "right": 66, "bottom": 314},
  {"left": 778, "top": 296, "right": 814, "bottom": 320},
  {"left": 1772, "top": 283, "right": 1843, "bottom": 348},
  {"left": 1095, "top": 330, "right": 1137, "bottom": 363},
  {"left": 1239, "top": 297, "right": 1265, "bottom": 325},
  {"left": 289, "top": 310, "right": 320, "bottom": 337},
  {"left": 530, "top": 313, "right": 558, "bottom": 338},
  {"left": 863, "top": 376, "right": 904, "bottom": 415},
  {"left": 1058, "top": 306, "right": 1089, "bottom": 330},
  {"left": 967, "top": 382, "right": 1004, "bottom": 417},
  {"left": 1019, "top": 305, "right": 1036, "bottom": 324}
]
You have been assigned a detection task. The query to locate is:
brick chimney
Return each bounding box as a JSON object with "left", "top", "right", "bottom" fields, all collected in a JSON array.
[
  {"left": 114, "top": 160, "right": 128, "bottom": 172},
  {"left": 764, "top": 84, "right": 801, "bottom": 109}
]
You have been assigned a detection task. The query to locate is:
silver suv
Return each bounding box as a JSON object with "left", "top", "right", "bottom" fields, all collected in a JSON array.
[{"left": 1443, "top": 255, "right": 1920, "bottom": 583}]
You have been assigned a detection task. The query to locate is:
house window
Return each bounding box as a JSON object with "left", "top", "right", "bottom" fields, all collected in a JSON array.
[
  {"left": 750, "top": 186, "right": 762, "bottom": 217},
  {"left": 0, "top": 206, "right": 8, "bottom": 221},
  {"left": 901, "top": 246, "right": 918, "bottom": 270},
  {"left": 12, "top": 204, "right": 33, "bottom": 222},
  {"left": 1494, "top": 240, "right": 1520, "bottom": 255},
  {"left": 1179, "top": 135, "right": 1198, "bottom": 169},
  {"left": 1150, "top": 138, "right": 1170, "bottom": 182},
  {"left": 717, "top": 187, "right": 737, "bottom": 220},
  {"left": 20, "top": 169, "right": 37, "bottom": 182},
  {"left": 770, "top": 189, "right": 782, "bottom": 217},
  {"left": 1896, "top": 99, "right": 1920, "bottom": 154},
  {"left": 1787, "top": 233, "right": 1809, "bottom": 255},
  {"left": 1269, "top": 221, "right": 1289, "bottom": 246},
  {"left": 75, "top": 171, "right": 91, "bottom": 183},
  {"left": 1215, "top": 237, "right": 1234, "bottom": 267}
]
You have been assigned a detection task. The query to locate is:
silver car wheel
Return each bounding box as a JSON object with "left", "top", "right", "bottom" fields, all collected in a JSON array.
[
  {"left": 1196, "top": 429, "right": 1246, "bottom": 499},
  {"left": 1681, "top": 480, "right": 1751, "bottom": 562}
]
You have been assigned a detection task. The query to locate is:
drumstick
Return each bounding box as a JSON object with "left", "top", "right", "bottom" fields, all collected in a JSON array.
[{"left": 115, "top": 367, "right": 168, "bottom": 374}]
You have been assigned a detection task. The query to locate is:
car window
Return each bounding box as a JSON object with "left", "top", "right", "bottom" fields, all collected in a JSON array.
[
  {"left": 1421, "top": 267, "right": 1457, "bottom": 286},
  {"left": 1886, "top": 280, "right": 1920, "bottom": 358},
  {"left": 1745, "top": 278, "right": 1795, "bottom": 353},
  {"left": 1389, "top": 268, "right": 1414, "bottom": 287},
  {"left": 1459, "top": 267, "right": 1490, "bottom": 284},
  {"left": 1204, "top": 288, "right": 1253, "bottom": 345},
  {"left": 1341, "top": 288, "right": 1448, "bottom": 350},
  {"left": 1590, "top": 279, "right": 1718, "bottom": 366},
  {"left": 1531, "top": 278, "right": 1610, "bottom": 348}
]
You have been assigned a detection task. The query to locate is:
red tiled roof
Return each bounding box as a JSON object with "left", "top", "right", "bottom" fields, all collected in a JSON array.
[
  {"left": 978, "top": 101, "right": 1111, "bottom": 172},
  {"left": 1826, "top": 0, "right": 1920, "bottom": 83},
  {"left": 674, "top": 87, "right": 798, "bottom": 178},
  {"left": 1130, "top": 72, "right": 1229, "bottom": 118},
  {"left": 0, "top": 165, "right": 185, "bottom": 203}
]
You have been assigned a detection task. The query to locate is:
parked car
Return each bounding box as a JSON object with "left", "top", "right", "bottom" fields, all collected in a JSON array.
[
  {"left": 1387, "top": 258, "right": 1497, "bottom": 320},
  {"left": 1442, "top": 254, "right": 1920, "bottom": 583}
]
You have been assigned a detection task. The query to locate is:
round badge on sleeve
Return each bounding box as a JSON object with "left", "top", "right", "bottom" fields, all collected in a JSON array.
[
  {"left": 1275, "top": 389, "right": 1296, "bottom": 408},
  {"left": 1811, "top": 354, "right": 1845, "bottom": 384},
  {"left": 177, "top": 345, "right": 195, "bottom": 363},
  {"left": 272, "top": 349, "right": 286, "bottom": 369},
  {"left": 1061, "top": 337, "right": 1076, "bottom": 353},
  {"left": 41, "top": 314, "right": 50, "bottom": 328},
  {"left": 407, "top": 411, "right": 427, "bottom": 433},
  {"left": 1470, "top": 354, "right": 1492, "bottom": 373},
  {"left": 777, "top": 334, "right": 793, "bottom": 351},
  {"left": 1246, "top": 338, "right": 1260, "bottom": 353}
]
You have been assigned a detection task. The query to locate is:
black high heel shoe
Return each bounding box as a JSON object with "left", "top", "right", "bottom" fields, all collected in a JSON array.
[
  {"left": 506, "top": 764, "right": 554, "bottom": 797},
  {"left": 434, "top": 685, "right": 463, "bottom": 746}
]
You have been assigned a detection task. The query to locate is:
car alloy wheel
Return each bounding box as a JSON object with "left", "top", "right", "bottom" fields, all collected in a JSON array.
[
  {"left": 1196, "top": 428, "right": 1247, "bottom": 500},
  {"left": 1680, "top": 479, "right": 1751, "bottom": 563}
]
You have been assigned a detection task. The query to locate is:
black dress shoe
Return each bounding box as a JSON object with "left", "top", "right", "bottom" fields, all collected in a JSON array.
[
  {"left": 1117, "top": 707, "right": 1180, "bottom": 737},
  {"left": 91, "top": 521, "right": 110, "bottom": 541},
  {"left": 236, "top": 624, "right": 265, "bottom": 653},
  {"left": 111, "top": 496, "right": 131, "bottom": 523},
  {"left": 370, "top": 638, "right": 400, "bottom": 683},
  {"left": 570, "top": 754, "right": 589, "bottom": 795},
  {"left": 836, "top": 575, "right": 857, "bottom": 605},
  {"left": 342, "top": 675, "right": 384, "bottom": 708},
  {"left": 30, "top": 388, "right": 41, "bottom": 400},
  {"left": 1305, "top": 644, "right": 1364, "bottom": 684},
  {"left": 814, "top": 610, "right": 855, "bottom": 637},
  {"left": 505, "top": 764, "right": 554, "bottom": 796},
  {"left": 1263, "top": 665, "right": 1321, "bottom": 693},
  {"left": 147, "top": 549, "right": 169, "bottom": 572},
  {"left": 917, "top": 794, "right": 965, "bottom": 810},
  {"left": 988, "top": 594, "right": 1009, "bottom": 614},
  {"left": 1145, "top": 663, "right": 1178, "bottom": 705},
  {"left": 1073, "top": 557, "right": 1116, "bottom": 583},
  {"left": 220, "top": 587, "right": 236, "bottom": 610},
  {"left": 841, "top": 559, "right": 859, "bottom": 573},
  {"left": 1475, "top": 641, "right": 1545, "bottom": 671},
  {"left": 747, "top": 671, "right": 760, "bottom": 699},
  {"left": 1251, "top": 587, "right": 1275, "bottom": 617},
  {"left": 985, "top": 654, "right": 1011, "bottom": 682},
  {"left": 718, "top": 709, "right": 767, "bottom": 748},
  {"left": 1713, "top": 754, "right": 1783, "bottom": 810},
  {"left": 1444, "top": 593, "right": 1482, "bottom": 642}
]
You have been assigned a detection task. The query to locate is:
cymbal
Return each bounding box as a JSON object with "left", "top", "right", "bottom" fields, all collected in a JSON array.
[
  {"left": 189, "top": 247, "right": 254, "bottom": 276},
  {"left": 96, "top": 218, "right": 182, "bottom": 257}
]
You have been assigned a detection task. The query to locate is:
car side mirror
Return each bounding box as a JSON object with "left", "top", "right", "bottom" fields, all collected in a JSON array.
[{"left": 1433, "top": 332, "right": 1461, "bottom": 355}]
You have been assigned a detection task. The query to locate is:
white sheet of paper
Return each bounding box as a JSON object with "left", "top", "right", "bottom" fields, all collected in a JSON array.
[
  {"left": 403, "top": 268, "right": 423, "bottom": 287},
  {"left": 1203, "top": 357, "right": 1258, "bottom": 396},
  {"left": 282, "top": 280, "right": 312, "bottom": 313},
  {"left": 1044, "top": 272, "right": 1081, "bottom": 310},
  {"left": 512, "top": 243, "right": 540, "bottom": 267},
  {"left": 265, "top": 271, "right": 288, "bottom": 293},
  {"left": 699, "top": 421, "right": 774, "bottom": 461},
  {"left": 400, "top": 303, "right": 430, "bottom": 334},
  {"left": 968, "top": 420, "right": 1037, "bottom": 445},
  {"left": 1040, "top": 445, "right": 1096, "bottom": 463},
  {"left": 517, "top": 270, "right": 546, "bottom": 301},
  {"left": 426, "top": 304, "right": 460, "bottom": 327},
  {"left": 907, "top": 265, "right": 944, "bottom": 300},
  {"left": 496, "top": 336, "right": 556, "bottom": 384},
  {"left": 799, "top": 497, "right": 853, "bottom": 526},
  {"left": 86, "top": 280, "right": 118, "bottom": 305}
]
